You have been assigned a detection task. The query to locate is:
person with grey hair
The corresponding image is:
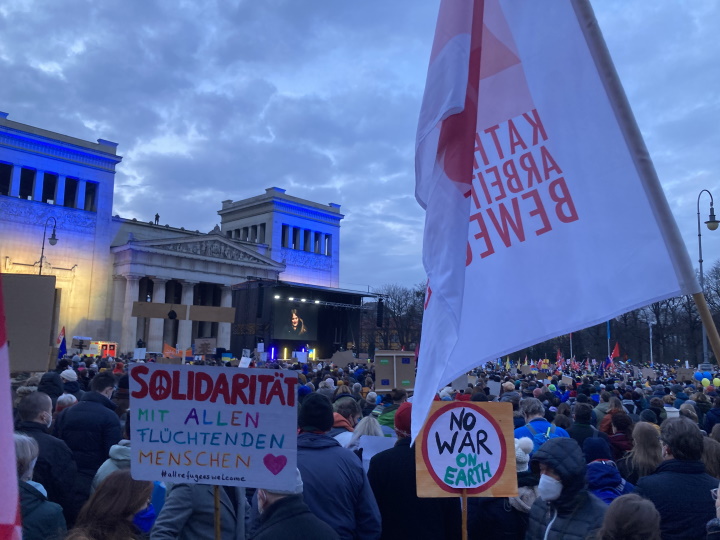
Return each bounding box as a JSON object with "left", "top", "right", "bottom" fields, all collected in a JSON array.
[
  {"left": 514, "top": 397, "right": 569, "bottom": 453},
  {"left": 16, "top": 432, "right": 67, "bottom": 540},
  {"left": 351, "top": 382, "right": 363, "bottom": 401},
  {"left": 251, "top": 469, "right": 339, "bottom": 540},
  {"left": 347, "top": 415, "right": 384, "bottom": 452}
]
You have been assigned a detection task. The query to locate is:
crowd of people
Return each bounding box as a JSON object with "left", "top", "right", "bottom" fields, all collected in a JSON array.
[{"left": 10, "top": 353, "right": 720, "bottom": 539}]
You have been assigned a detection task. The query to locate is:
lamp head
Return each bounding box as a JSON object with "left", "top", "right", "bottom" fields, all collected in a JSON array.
[
  {"left": 706, "top": 205, "right": 720, "bottom": 231},
  {"left": 48, "top": 229, "right": 58, "bottom": 246}
]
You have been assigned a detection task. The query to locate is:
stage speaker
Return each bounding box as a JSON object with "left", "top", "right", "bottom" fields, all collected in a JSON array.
[{"left": 376, "top": 299, "right": 384, "bottom": 327}]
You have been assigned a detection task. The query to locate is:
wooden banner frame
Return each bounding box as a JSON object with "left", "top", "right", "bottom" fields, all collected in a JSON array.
[{"left": 415, "top": 401, "right": 517, "bottom": 498}]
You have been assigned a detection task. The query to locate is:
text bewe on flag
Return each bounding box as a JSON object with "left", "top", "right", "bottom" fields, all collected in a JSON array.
[{"left": 412, "top": 0, "right": 700, "bottom": 441}]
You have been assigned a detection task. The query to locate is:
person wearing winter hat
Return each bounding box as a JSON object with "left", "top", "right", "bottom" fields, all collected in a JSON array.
[
  {"left": 60, "top": 369, "right": 84, "bottom": 401},
  {"left": 251, "top": 468, "right": 338, "bottom": 540},
  {"left": 362, "top": 392, "right": 377, "bottom": 417},
  {"left": 296, "top": 393, "right": 380, "bottom": 540},
  {"left": 526, "top": 438, "right": 606, "bottom": 539},
  {"left": 368, "top": 402, "right": 461, "bottom": 540}
]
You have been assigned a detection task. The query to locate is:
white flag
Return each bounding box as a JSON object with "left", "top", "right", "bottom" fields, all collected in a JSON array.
[{"left": 413, "top": 0, "right": 699, "bottom": 441}]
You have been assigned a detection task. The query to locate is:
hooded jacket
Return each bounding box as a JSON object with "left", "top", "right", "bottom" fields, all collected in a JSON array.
[
  {"left": 585, "top": 461, "right": 633, "bottom": 504},
  {"left": 92, "top": 439, "right": 131, "bottom": 492},
  {"left": 526, "top": 438, "right": 606, "bottom": 540},
  {"left": 19, "top": 481, "right": 66, "bottom": 540},
  {"left": 673, "top": 392, "right": 689, "bottom": 410},
  {"left": 704, "top": 406, "right": 720, "bottom": 433},
  {"left": 297, "top": 432, "right": 381, "bottom": 540}
]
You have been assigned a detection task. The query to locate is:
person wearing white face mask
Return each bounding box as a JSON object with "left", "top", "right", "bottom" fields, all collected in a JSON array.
[
  {"left": 525, "top": 437, "right": 606, "bottom": 540},
  {"left": 16, "top": 391, "right": 78, "bottom": 526}
]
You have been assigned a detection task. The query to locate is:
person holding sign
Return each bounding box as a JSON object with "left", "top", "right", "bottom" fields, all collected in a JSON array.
[
  {"left": 525, "top": 438, "right": 606, "bottom": 539},
  {"left": 368, "top": 402, "right": 461, "bottom": 540},
  {"left": 150, "top": 482, "right": 249, "bottom": 540}
]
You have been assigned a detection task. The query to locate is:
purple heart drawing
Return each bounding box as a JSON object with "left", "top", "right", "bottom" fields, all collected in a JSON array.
[{"left": 263, "top": 454, "right": 287, "bottom": 475}]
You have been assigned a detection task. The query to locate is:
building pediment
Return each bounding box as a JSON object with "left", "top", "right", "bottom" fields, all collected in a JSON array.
[{"left": 112, "top": 234, "right": 284, "bottom": 270}]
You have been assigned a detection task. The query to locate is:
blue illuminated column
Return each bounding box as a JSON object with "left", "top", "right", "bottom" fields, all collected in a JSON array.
[{"left": 32, "top": 170, "right": 44, "bottom": 201}]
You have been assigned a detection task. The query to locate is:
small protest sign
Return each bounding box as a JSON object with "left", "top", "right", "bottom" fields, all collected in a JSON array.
[
  {"left": 129, "top": 364, "right": 298, "bottom": 490},
  {"left": 642, "top": 368, "right": 657, "bottom": 380},
  {"left": 416, "top": 402, "right": 517, "bottom": 498}
]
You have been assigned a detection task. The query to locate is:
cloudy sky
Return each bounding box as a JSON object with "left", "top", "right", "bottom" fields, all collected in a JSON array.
[{"left": 1, "top": 0, "right": 718, "bottom": 292}]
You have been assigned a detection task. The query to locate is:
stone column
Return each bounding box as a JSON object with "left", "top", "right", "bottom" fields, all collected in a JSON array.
[
  {"left": 55, "top": 175, "right": 66, "bottom": 206},
  {"left": 163, "top": 281, "right": 178, "bottom": 350},
  {"left": 75, "top": 179, "right": 86, "bottom": 210},
  {"left": 177, "top": 281, "right": 196, "bottom": 352},
  {"left": 217, "top": 286, "right": 233, "bottom": 351},
  {"left": 9, "top": 164, "right": 21, "bottom": 198},
  {"left": 147, "top": 278, "right": 168, "bottom": 352},
  {"left": 32, "top": 170, "right": 44, "bottom": 201},
  {"left": 120, "top": 275, "right": 141, "bottom": 354},
  {"left": 250, "top": 225, "right": 257, "bottom": 243},
  {"left": 282, "top": 225, "right": 290, "bottom": 247},
  {"left": 320, "top": 233, "right": 328, "bottom": 255},
  {"left": 258, "top": 223, "right": 266, "bottom": 244},
  {"left": 110, "top": 276, "right": 126, "bottom": 343}
]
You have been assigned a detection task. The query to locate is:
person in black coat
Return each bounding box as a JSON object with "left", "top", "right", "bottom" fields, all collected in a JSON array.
[
  {"left": 635, "top": 416, "right": 718, "bottom": 540},
  {"left": 468, "top": 437, "right": 538, "bottom": 539},
  {"left": 15, "top": 433, "right": 66, "bottom": 540},
  {"left": 54, "top": 371, "right": 121, "bottom": 512},
  {"left": 368, "top": 402, "right": 461, "bottom": 540},
  {"left": 705, "top": 397, "right": 720, "bottom": 434},
  {"left": 568, "top": 403, "right": 610, "bottom": 452},
  {"left": 16, "top": 391, "right": 78, "bottom": 525},
  {"left": 251, "top": 469, "right": 339, "bottom": 540}
]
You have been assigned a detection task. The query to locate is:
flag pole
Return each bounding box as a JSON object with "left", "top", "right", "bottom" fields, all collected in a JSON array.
[
  {"left": 461, "top": 488, "right": 468, "bottom": 540},
  {"left": 692, "top": 293, "right": 720, "bottom": 365},
  {"left": 214, "top": 485, "right": 221, "bottom": 540},
  {"left": 606, "top": 321, "right": 611, "bottom": 358}
]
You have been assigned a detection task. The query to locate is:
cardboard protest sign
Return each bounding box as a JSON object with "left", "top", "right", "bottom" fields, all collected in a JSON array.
[
  {"left": 676, "top": 368, "right": 695, "bottom": 382},
  {"left": 416, "top": 402, "right": 517, "bottom": 497},
  {"left": 642, "top": 368, "right": 657, "bottom": 380},
  {"left": 129, "top": 364, "right": 298, "bottom": 490}
]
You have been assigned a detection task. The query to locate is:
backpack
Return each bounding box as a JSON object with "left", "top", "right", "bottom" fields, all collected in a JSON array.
[{"left": 525, "top": 423, "right": 557, "bottom": 453}]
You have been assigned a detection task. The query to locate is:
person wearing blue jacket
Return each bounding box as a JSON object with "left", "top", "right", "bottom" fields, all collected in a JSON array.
[{"left": 296, "top": 393, "right": 381, "bottom": 540}]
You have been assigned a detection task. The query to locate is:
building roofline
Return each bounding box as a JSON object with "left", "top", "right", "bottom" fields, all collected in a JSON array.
[{"left": 0, "top": 112, "right": 120, "bottom": 157}]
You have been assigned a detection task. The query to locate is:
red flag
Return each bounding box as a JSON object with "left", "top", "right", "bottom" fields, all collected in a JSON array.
[
  {"left": 0, "top": 274, "right": 22, "bottom": 538},
  {"left": 611, "top": 342, "right": 620, "bottom": 359}
]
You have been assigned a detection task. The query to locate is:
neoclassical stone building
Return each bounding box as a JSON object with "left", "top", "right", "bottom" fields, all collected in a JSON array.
[{"left": 0, "top": 112, "right": 343, "bottom": 357}]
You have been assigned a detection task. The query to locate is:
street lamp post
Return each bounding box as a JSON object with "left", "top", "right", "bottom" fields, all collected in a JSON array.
[
  {"left": 38, "top": 216, "right": 59, "bottom": 275},
  {"left": 697, "top": 189, "right": 719, "bottom": 363}
]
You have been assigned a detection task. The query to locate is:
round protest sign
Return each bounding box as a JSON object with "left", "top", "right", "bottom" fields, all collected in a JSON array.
[{"left": 421, "top": 402, "right": 507, "bottom": 494}]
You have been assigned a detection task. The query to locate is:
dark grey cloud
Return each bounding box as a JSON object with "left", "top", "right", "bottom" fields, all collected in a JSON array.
[{"left": 1, "top": 0, "right": 718, "bottom": 290}]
